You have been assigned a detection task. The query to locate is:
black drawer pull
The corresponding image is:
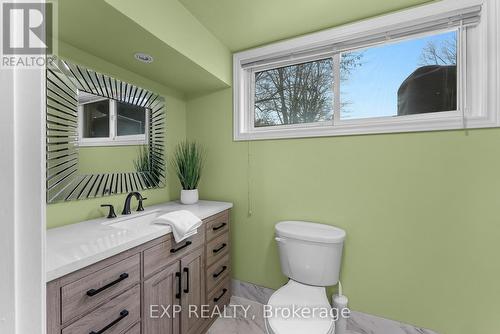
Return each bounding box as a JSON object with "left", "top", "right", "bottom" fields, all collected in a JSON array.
[
  {"left": 175, "top": 272, "right": 182, "bottom": 299},
  {"left": 183, "top": 267, "right": 190, "bottom": 293},
  {"left": 170, "top": 241, "right": 192, "bottom": 253},
  {"left": 213, "top": 288, "right": 227, "bottom": 303},
  {"left": 212, "top": 243, "right": 227, "bottom": 254},
  {"left": 212, "top": 266, "right": 227, "bottom": 278},
  {"left": 89, "top": 309, "right": 129, "bottom": 334},
  {"left": 86, "top": 273, "right": 129, "bottom": 297},
  {"left": 212, "top": 222, "right": 227, "bottom": 231}
]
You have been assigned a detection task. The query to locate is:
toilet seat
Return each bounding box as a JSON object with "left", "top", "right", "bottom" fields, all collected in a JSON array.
[{"left": 265, "top": 280, "right": 335, "bottom": 334}]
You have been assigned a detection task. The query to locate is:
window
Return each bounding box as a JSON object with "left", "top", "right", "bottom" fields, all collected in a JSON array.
[
  {"left": 78, "top": 92, "right": 148, "bottom": 146},
  {"left": 340, "top": 31, "right": 457, "bottom": 120},
  {"left": 254, "top": 58, "right": 334, "bottom": 128},
  {"left": 234, "top": 0, "right": 499, "bottom": 140}
]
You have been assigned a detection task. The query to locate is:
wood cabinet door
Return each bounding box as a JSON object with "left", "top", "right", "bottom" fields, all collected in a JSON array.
[
  {"left": 143, "top": 262, "right": 181, "bottom": 334},
  {"left": 180, "top": 247, "right": 206, "bottom": 334}
]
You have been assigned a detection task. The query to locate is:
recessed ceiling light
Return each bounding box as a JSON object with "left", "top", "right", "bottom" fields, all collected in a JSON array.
[{"left": 134, "top": 52, "right": 154, "bottom": 63}]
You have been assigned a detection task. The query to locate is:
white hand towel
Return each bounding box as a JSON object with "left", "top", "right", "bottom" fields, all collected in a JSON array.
[{"left": 154, "top": 210, "right": 202, "bottom": 243}]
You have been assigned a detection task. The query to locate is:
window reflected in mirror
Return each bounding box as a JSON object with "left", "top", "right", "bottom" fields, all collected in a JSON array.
[
  {"left": 76, "top": 91, "right": 150, "bottom": 175},
  {"left": 116, "top": 101, "right": 146, "bottom": 136},
  {"left": 77, "top": 91, "right": 148, "bottom": 146},
  {"left": 81, "top": 99, "right": 110, "bottom": 138}
]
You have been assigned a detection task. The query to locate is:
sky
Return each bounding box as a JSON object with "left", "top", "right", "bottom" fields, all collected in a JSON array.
[{"left": 340, "top": 30, "right": 457, "bottom": 119}]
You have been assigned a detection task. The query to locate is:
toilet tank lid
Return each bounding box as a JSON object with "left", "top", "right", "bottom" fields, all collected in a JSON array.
[{"left": 275, "top": 221, "right": 346, "bottom": 243}]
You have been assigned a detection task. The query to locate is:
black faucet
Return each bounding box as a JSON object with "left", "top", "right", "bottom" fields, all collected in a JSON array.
[
  {"left": 122, "top": 192, "right": 147, "bottom": 215},
  {"left": 101, "top": 204, "right": 117, "bottom": 218}
]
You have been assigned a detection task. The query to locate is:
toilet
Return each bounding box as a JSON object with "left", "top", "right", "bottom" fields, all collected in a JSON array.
[{"left": 265, "top": 221, "right": 346, "bottom": 334}]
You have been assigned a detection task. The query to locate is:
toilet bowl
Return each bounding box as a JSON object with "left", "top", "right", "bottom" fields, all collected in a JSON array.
[
  {"left": 265, "top": 221, "right": 346, "bottom": 334},
  {"left": 265, "top": 280, "right": 335, "bottom": 334}
]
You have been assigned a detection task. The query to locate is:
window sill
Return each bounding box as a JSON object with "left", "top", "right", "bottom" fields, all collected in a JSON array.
[
  {"left": 234, "top": 111, "right": 499, "bottom": 141},
  {"left": 77, "top": 139, "right": 147, "bottom": 147}
]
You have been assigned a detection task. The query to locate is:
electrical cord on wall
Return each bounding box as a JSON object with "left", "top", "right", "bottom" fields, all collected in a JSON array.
[{"left": 247, "top": 139, "right": 253, "bottom": 217}]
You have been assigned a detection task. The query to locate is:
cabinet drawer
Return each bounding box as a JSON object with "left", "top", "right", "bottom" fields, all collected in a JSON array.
[
  {"left": 206, "top": 254, "right": 230, "bottom": 293},
  {"left": 62, "top": 285, "right": 140, "bottom": 334},
  {"left": 208, "top": 277, "right": 231, "bottom": 311},
  {"left": 124, "top": 322, "right": 140, "bottom": 334},
  {"left": 61, "top": 254, "right": 140, "bottom": 324},
  {"left": 144, "top": 229, "right": 205, "bottom": 278},
  {"left": 205, "top": 211, "right": 229, "bottom": 241},
  {"left": 206, "top": 232, "right": 229, "bottom": 267}
]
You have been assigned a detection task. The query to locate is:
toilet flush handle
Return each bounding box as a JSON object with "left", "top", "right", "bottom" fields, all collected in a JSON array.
[{"left": 275, "top": 237, "right": 286, "bottom": 243}]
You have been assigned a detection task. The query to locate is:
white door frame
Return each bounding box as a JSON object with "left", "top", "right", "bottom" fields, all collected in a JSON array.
[{"left": 0, "top": 1, "right": 46, "bottom": 333}]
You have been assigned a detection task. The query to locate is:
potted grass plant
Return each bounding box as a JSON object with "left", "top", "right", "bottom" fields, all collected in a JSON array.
[{"left": 173, "top": 141, "right": 204, "bottom": 204}]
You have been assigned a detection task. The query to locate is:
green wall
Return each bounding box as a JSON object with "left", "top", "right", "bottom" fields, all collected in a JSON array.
[
  {"left": 186, "top": 88, "right": 500, "bottom": 334},
  {"left": 46, "top": 43, "right": 186, "bottom": 228}
]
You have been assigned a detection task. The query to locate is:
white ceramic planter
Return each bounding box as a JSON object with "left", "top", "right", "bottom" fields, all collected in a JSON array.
[{"left": 180, "top": 189, "right": 199, "bottom": 205}]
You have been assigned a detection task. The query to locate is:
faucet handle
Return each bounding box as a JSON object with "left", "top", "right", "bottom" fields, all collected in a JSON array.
[
  {"left": 137, "top": 197, "right": 147, "bottom": 212},
  {"left": 101, "top": 204, "right": 117, "bottom": 218}
]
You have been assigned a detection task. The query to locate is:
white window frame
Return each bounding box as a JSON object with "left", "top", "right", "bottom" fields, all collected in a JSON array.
[
  {"left": 233, "top": 0, "right": 500, "bottom": 141},
  {"left": 78, "top": 98, "right": 149, "bottom": 147}
]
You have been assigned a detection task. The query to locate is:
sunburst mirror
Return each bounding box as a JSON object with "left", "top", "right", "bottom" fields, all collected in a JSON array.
[{"left": 46, "top": 57, "right": 166, "bottom": 203}]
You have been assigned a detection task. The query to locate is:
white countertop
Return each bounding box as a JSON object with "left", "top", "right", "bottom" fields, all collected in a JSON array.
[{"left": 46, "top": 200, "right": 233, "bottom": 282}]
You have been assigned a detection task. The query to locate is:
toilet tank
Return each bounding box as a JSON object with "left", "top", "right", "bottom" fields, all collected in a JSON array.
[{"left": 275, "top": 221, "right": 346, "bottom": 286}]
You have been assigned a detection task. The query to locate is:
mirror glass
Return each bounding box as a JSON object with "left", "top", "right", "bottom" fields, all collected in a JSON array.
[
  {"left": 46, "top": 57, "right": 166, "bottom": 203},
  {"left": 76, "top": 91, "right": 149, "bottom": 175}
]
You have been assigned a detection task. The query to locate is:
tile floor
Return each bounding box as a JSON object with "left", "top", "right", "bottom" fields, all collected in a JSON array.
[{"left": 207, "top": 296, "right": 438, "bottom": 334}]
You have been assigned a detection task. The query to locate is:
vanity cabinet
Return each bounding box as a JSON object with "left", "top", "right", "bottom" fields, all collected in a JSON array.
[
  {"left": 47, "top": 209, "right": 231, "bottom": 334},
  {"left": 180, "top": 247, "right": 206, "bottom": 334},
  {"left": 143, "top": 262, "right": 180, "bottom": 334},
  {"left": 203, "top": 211, "right": 231, "bottom": 315},
  {"left": 143, "top": 246, "right": 205, "bottom": 334}
]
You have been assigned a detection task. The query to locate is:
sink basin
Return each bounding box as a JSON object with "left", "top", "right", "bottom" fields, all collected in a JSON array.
[{"left": 103, "top": 209, "right": 166, "bottom": 232}]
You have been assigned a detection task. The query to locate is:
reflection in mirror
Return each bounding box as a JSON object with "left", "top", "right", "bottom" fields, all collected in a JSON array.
[
  {"left": 117, "top": 101, "right": 146, "bottom": 136},
  {"left": 80, "top": 96, "right": 110, "bottom": 138},
  {"left": 46, "top": 57, "right": 166, "bottom": 203},
  {"left": 77, "top": 91, "right": 148, "bottom": 146},
  {"left": 77, "top": 91, "right": 150, "bottom": 175}
]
